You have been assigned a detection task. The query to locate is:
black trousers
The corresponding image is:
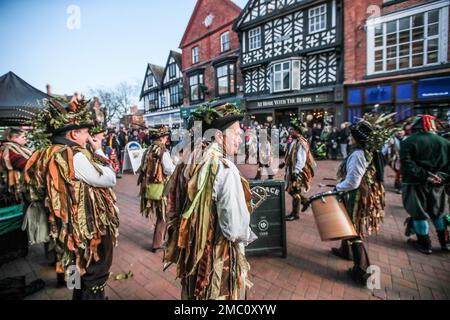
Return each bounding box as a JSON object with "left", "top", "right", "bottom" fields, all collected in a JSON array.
[{"left": 72, "top": 232, "right": 114, "bottom": 300}]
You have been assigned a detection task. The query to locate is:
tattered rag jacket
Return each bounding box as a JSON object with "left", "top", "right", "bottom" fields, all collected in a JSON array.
[
  {"left": 337, "top": 149, "right": 385, "bottom": 237},
  {"left": 285, "top": 136, "right": 315, "bottom": 201},
  {"left": 0, "top": 141, "right": 32, "bottom": 198},
  {"left": 24, "top": 138, "right": 119, "bottom": 275},
  {"left": 164, "top": 142, "right": 256, "bottom": 300}
]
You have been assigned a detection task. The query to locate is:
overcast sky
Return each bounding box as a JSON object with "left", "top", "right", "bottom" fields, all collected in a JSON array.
[{"left": 0, "top": 0, "right": 248, "bottom": 105}]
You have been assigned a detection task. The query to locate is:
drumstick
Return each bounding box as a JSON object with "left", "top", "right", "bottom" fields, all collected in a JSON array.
[
  {"left": 318, "top": 183, "right": 336, "bottom": 188},
  {"left": 323, "top": 178, "right": 337, "bottom": 181}
]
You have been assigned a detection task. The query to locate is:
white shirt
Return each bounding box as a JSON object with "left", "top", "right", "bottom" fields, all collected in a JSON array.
[
  {"left": 335, "top": 150, "right": 369, "bottom": 192},
  {"left": 289, "top": 140, "right": 307, "bottom": 174},
  {"left": 73, "top": 149, "right": 117, "bottom": 188},
  {"left": 212, "top": 158, "right": 257, "bottom": 246},
  {"left": 161, "top": 150, "right": 175, "bottom": 176}
]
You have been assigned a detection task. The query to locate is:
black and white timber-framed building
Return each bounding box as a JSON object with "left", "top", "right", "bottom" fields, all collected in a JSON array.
[
  {"left": 233, "top": 0, "right": 344, "bottom": 126},
  {"left": 140, "top": 50, "right": 184, "bottom": 127}
]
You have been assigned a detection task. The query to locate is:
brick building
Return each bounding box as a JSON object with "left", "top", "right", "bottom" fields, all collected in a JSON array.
[
  {"left": 234, "top": 0, "right": 345, "bottom": 127},
  {"left": 179, "top": 0, "right": 245, "bottom": 125},
  {"left": 344, "top": 0, "right": 450, "bottom": 122}
]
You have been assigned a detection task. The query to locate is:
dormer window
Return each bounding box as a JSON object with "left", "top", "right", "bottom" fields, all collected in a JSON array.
[{"left": 147, "top": 75, "right": 154, "bottom": 89}]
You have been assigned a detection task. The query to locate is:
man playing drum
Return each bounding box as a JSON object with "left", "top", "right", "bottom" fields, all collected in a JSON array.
[
  {"left": 331, "top": 117, "right": 389, "bottom": 285},
  {"left": 279, "top": 118, "right": 315, "bottom": 221}
]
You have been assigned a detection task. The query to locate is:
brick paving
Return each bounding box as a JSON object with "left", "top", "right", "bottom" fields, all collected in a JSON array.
[{"left": 1, "top": 160, "right": 449, "bottom": 300}]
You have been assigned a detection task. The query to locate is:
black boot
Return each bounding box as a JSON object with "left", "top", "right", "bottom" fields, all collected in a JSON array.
[
  {"left": 72, "top": 285, "right": 107, "bottom": 300},
  {"left": 286, "top": 199, "right": 300, "bottom": 221},
  {"left": 268, "top": 175, "right": 274, "bottom": 180},
  {"left": 331, "top": 239, "right": 352, "bottom": 261},
  {"left": 254, "top": 171, "right": 262, "bottom": 180},
  {"left": 285, "top": 213, "right": 299, "bottom": 221},
  {"left": 407, "top": 234, "right": 432, "bottom": 255},
  {"left": 349, "top": 241, "right": 370, "bottom": 286},
  {"left": 56, "top": 273, "right": 66, "bottom": 288},
  {"left": 437, "top": 230, "right": 450, "bottom": 252}
]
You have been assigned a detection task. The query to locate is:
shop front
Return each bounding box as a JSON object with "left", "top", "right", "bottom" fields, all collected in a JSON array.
[
  {"left": 345, "top": 75, "right": 450, "bottom": 123},
  {"left": 245, "top": 88, "right": 344, "bottom": 128},
  {"left": 144, "top": 108, "right": 182, "bottom": 128}
]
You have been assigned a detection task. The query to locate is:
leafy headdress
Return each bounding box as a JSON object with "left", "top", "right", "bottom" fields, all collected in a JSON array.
[
  {"left": 188, "top": 102, "right": 244, "bottom": 133},
  {"left": 28, "top": 96, "right": 96, "bottom": 148}
]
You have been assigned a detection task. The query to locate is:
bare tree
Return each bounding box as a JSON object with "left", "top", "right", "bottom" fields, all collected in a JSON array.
[{"left": 89, "top": 82, "right": 140, "bottom": 123}]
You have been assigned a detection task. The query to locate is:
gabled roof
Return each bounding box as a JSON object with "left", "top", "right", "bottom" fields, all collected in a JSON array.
[
  {"left": 139, "top": 63, "right": 165, "bottom": 100},
  {"left": 233, "top": 0, "right": 255, "bottom": 31},
  {"left": 149, "top": 63, "right": 165, "bottom": 86},
  {"left": 179, "top": 0, "right": 242, "bottom": 48},
  {"left": 161, "top": 50, "right": 183, "bottom": 84},
  {"left": 234, "top": 0, "right": 319, "bottom": 31}
]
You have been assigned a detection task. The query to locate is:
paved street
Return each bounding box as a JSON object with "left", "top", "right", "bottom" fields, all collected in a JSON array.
[{"left": 1, "top": 160, "right": 449, "bottom": 300}]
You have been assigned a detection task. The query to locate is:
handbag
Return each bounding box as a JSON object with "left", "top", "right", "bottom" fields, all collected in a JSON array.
[{"left": 145, "top": 183, "right": 165, "bottom": 200}]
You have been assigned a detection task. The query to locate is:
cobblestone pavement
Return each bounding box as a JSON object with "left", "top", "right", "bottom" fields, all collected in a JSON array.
[{"left": 1, "top": 160, "right": 449, "bottom": 300}]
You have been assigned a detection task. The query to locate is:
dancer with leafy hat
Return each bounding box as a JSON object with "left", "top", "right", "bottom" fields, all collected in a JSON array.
[
  {"left": 331, "top": 113, "right": 395, "bottom": 285},
  {"left": 279, "top": 117, "right": 315, "bottom": 221},
  {"left": 138, "top": 126, "right": 175, "bottom": 252},
  {"left": 24, "top": 95, "right": 119, "bottom": 300},
  {"left": 163, "top": 103, "right": 256, "bottom": 300},
  {"left": 401, "top": 115, "right": 450, "bottom": 254},
  {"left": 0, "top": 128, "right": 32, "bottom": 202}
]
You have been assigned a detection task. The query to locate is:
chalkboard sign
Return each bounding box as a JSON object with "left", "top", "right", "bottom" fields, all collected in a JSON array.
[{"left": 246, "top": 180, "right": 287, "bottom": 258}]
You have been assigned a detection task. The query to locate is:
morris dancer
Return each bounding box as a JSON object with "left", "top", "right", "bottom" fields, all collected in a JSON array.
[
  {"left": 279, "top": 118, "right": 315, "bottom": 221},
  {"left": 332, "top": 115, "right": 392, "bottom": 285},
  {"left": 163, "top": 103, "right": 256, "bottom": 300},
  {"left": 138, "top": 126, "right": 175, "bottom": 252},
  {"left": 25, "top": 97, "right": 119, "bottom": 300}
]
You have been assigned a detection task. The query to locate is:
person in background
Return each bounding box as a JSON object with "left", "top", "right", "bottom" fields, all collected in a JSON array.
[
  {"left": 401, "top": 115, "right": 450, "bottom": 254},
  {"left": 279, "top": 118, "right": 315, "bottom": 221},
  {"left": 338, "top": 123, "right": 350, "bottom": 159},
  {"left": 0, "top": 128, "right": 32, "bottom": 202},
  {"left": 117, "top": 126, "right": 128, "bottom": 174},
  {"left": 328, "top": 127, "right": 340, "bottom": 160},
  {"left": 138, "top": 126, "right": 175, "bottom": 252}
]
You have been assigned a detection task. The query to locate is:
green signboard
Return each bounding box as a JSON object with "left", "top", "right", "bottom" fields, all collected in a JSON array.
[{"left": 246, "top": 180, "right": 287, "bottom": 258}]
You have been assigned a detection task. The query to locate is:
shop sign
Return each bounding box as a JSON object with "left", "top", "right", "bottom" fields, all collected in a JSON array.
[{"left": 254, "top": 92, "right": 333, "bottom": 109}]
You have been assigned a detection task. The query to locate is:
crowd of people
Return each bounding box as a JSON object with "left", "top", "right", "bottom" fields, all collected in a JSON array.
[
  {"left": 0, "top": 94, "right": 449, "bottom": 301},
  {"left": 241, "top": 121, "right": 352, "bottom": 162}
]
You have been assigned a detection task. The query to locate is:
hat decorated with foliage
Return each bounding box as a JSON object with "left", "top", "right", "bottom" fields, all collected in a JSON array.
[
  {"left": 289, "top": 117, "right": 303, "bottom": 133},
  {"left": 28, "top": 96, "right": 96, "bottom": 148},
  {"left": 188, "top": 102, "right": 244, "bottom": 133},
  {"left": 351, "top": 113, "right": 399, "bottom": 152},
  {"left": 148, "top": 126, "right": 170, "bottom": 139}
]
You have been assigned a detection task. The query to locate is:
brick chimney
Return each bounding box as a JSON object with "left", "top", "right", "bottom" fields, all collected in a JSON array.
[{"left": 46, "top": 84, "right": 52, "bottom": 96}]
